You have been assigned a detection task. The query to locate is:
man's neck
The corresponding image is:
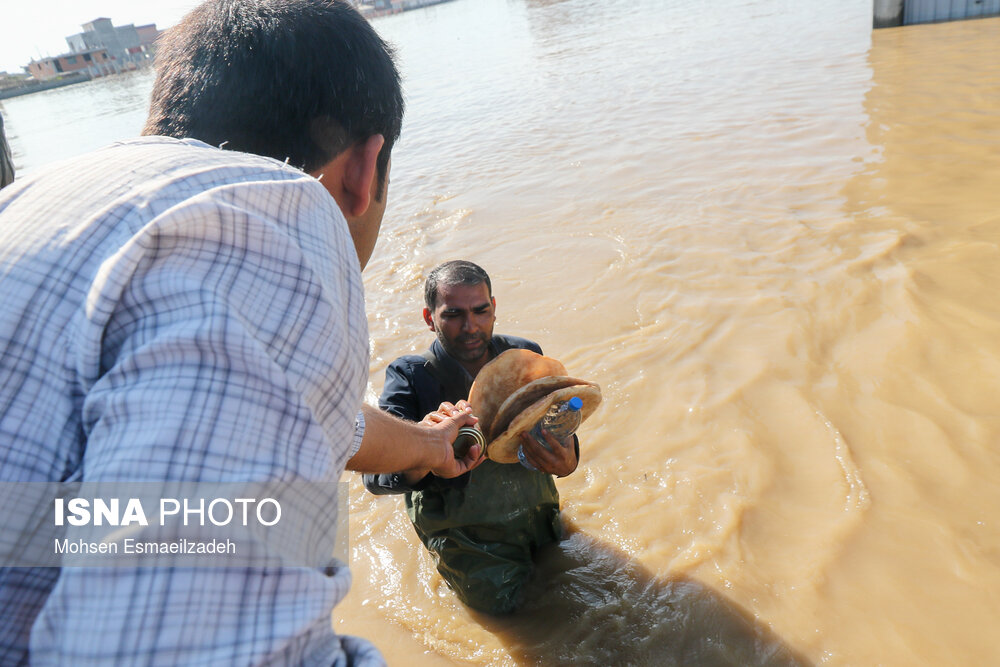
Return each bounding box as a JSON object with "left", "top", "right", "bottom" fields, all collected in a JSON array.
[
  {"left": 434, "top": 337, "right": 495, "bottom": 379},
  {"left": 461, "top": 352, "right": 493, "bottom": 379}
]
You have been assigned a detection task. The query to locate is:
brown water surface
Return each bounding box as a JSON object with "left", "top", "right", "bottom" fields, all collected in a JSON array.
[{"left": 335, "top": 1, "right": 1000, "bottom": 664}]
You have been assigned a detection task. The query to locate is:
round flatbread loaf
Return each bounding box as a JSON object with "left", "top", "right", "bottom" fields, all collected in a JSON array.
[
  {"left": 468, "top": 349, "right": 567, "bottom": 438},
  {"left": 487, "top": 376, "right": 589, "bottom": 441},
  {"left": 486, "top": 383, "right": 602, "bottom": 464}
]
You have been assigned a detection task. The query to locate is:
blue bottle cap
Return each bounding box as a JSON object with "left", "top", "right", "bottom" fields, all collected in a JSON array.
[{"left": 568, "top": 396, "right": 583, "bottom": 411}]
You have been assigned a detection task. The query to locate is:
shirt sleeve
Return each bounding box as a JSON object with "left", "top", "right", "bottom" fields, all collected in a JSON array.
[
  {"left": 32, "top": 179, "right": 374, "bottom": 665},
  {"left": 361, "top": 361, "right": 430, "bottom": 495},
  {"left": 352, "top": 409, "right": 366, "bottom": 459},
  {"left": 377, "top": 360, "right": 423, "bottom": 422}
]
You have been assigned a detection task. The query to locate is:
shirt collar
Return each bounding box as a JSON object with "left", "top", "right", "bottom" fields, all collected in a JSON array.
[{"left": 430, "top": 337, "right": 500, "bottom": 383}]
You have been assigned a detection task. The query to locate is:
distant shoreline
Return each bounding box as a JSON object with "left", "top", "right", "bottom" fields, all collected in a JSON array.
[
  {"left": 362, "top": 0, "right": 455, "bottom": 20},
  {"left": 0, "top": 73, "right": 90, "bottom": 101},
  {"left": 1, "top": 1, "right": 453, "bottom": 100}
]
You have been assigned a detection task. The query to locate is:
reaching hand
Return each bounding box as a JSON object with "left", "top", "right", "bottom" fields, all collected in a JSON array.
[
  {"left": 420, "top": 400, "right": 473, "bottom": 426},
  {"left": 518, "top": 430, "right": 578, "bottom": 477},
  {"left": 423, "top": 401, "right": 485, "bottom": 478}
]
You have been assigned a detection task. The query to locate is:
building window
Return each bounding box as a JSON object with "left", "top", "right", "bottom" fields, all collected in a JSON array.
[
  {"left": 83, "top": 53, "right": 92, "bottom": 62},
  {"left": 65, "top": 56, "right": 77, "bottom": 65}
]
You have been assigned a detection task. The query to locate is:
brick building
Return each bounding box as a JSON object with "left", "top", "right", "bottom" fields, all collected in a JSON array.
[{"left": 26, "top": 49, "right": 112, "bottom": 81}]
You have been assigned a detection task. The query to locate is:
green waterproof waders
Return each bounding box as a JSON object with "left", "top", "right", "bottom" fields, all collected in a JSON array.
[{"left": 406, "top": 458, "right": 562, "bottom": 614}]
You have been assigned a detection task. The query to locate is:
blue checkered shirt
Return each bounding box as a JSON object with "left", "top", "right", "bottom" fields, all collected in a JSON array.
[{"left": 0, "top": 138, "right": 382, "bottom": 665}]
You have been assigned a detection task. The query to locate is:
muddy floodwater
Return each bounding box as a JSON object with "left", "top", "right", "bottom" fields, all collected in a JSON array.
[
  {"left": 338, "top": 1, "right": 1000, "bottom": 665},
  {"left": 4, "top": 0, "right": 998, "bottom": 664}
]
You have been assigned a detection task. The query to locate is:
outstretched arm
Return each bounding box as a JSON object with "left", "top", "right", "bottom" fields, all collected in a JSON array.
[{"left": 347, "top": 403, "right": 482, "bottom": 479}]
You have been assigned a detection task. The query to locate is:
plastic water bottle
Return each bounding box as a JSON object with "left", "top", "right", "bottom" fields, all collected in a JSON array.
[{"left": 517, "top": 396, "right": 583, "bottom": 470}]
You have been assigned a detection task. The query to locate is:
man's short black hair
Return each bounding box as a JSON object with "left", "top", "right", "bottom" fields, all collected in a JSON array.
[
  {"left": 424, "top": 260, "right": 493, "bottom": 310},
  {"left": 143, "top": 0, "right": 403, "bottom": 196}
]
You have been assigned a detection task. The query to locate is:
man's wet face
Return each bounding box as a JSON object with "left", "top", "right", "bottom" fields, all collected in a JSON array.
[{"left": 427, "top": 282, "right": 496, "bottom": 366}]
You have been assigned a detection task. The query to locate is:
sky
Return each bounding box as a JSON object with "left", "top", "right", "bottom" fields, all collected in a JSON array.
[{"left": 1, "top": 1, "right": 202, "bottom": 74}]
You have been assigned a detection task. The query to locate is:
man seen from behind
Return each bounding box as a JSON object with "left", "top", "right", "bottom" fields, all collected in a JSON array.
[{"left": 0, "top": 1, "right": 482, "bottom": 664}]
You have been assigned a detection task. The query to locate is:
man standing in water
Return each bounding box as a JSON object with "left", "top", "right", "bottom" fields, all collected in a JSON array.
[
  {"left": 365, "top": 260, "right": 580, "bottom": 614},
  {"left": 0, "top": 1, "right": 481, "bottom": 664}
]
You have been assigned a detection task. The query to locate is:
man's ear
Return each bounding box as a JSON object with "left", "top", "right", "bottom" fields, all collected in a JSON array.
[
  {"left": 423, "top": 307, "right": 435, "bottom": 331},
  {"left": 342, "top": 134, "right": 385, "bottom": 218}
]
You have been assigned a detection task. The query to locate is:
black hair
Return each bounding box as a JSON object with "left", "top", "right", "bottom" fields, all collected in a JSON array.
[
  {"left": 143, "top": 0, "right": 403, "bottom": 196},
  {"left": 424, "top": 260, "right": 493, "bottom": 310}
]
